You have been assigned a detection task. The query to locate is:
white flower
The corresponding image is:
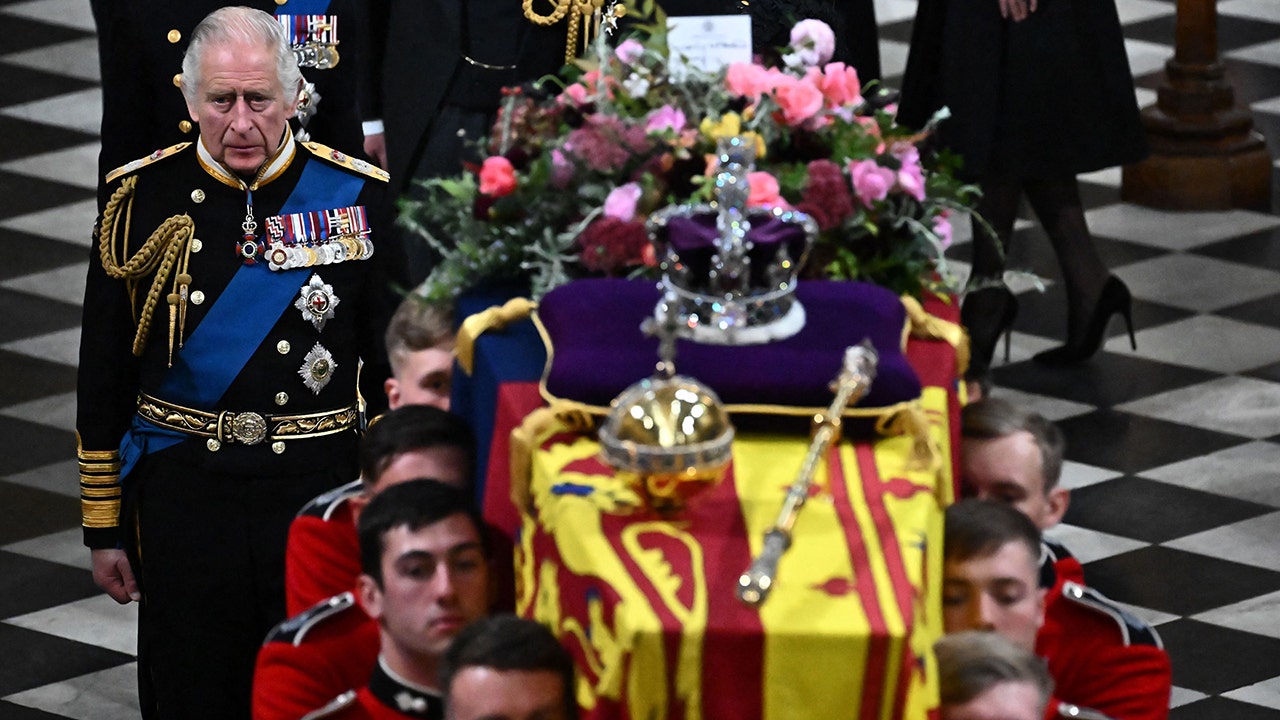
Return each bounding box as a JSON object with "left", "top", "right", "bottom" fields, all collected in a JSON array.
[
  {"left": 622, "top": 72, "right": 650, "bottom": 99},
  {"left": 789, "top": 19, "right": 836, "bottom": 67}
]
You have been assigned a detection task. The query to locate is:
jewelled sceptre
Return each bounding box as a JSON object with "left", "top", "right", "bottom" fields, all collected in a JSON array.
[{"left": 736, "top": 341, "right": 879, "bottom": 607}]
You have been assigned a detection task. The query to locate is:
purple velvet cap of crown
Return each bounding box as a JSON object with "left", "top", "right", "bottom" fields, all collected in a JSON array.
[
  {"left": 657, "top": 214, "right": 810, "bottom": 290},
  {"left": 539, "top": 278, "right": 921, "bottom": 410}
]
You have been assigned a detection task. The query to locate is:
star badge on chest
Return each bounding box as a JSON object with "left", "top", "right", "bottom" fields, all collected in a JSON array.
[
  {"left": 295, "top": 274, "right": 340, "bottom": 331},
  {"left": 299, "top": 342, "right": 337, "bottom": 394}
]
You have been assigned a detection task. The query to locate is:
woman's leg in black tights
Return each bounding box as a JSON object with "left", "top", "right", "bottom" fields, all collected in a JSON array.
[
  {"left": 1023, "top": 176, "right": 1109, "bottom": 344},
  {"left": 962, "top": 177, "right": 1024, "bottom": 388},
  {"left": 969, "top": 177, "right": 1022, "bottom": 284}
]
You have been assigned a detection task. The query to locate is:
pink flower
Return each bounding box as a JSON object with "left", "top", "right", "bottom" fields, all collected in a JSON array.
[
  {"left": 550, "top": 149, "right": 574, "bottom": 189},
  {"left": 893, "top": 143, "right": 927, "bottom": 201},
  {"left": 933, "top": 212, "right": 953, "bottom": 249},
  {"left": 615, "top": 39, "right": 644, "bottom": 64},
  {"left": 810, "top": 62, "right": 862, "bottom": 108},
  {"left": 604, "top": 182, "right": 642, "bottom": 220},
  {"left": 478, "top": 156, "right": 517, "bottom": 197},
  {"left": 789, "top": 19, "right": 836, "bottom": 67},
  {"left": 646, "top": 105, "right": 687, "bottom": 134},
  {"left": 747, "top": 171, "right": 786, "bottom": 208},
  {"left": 849, "top": 159, "right": 894, "bottom": 207},
  {"left": 773, "top": 75, "right": 825, "bottom": 126},
  {"left": 726, "top": 62, "right": 778, "bottom": 100},
  {"left": 560, "top": 83, "right": 589, "bottom": 106}
]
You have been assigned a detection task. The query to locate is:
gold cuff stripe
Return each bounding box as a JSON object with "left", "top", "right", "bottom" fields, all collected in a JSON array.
[
  {"left": 82, "top": 498, "right": 122, "bottom": 529},
  {"left": 80, "top": 485, "right": 122, "bottom": 499},
  {"left": 77, "top": 449, "right": 120, "bottom": 461},
  {"left": 79, "top": 462, "right": 122, "bottom": 474}
]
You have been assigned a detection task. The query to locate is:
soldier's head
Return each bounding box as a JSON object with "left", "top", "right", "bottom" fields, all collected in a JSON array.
[
  {"left": 385, "top": 295, "right": 456, "bottom": 411},
  {"left": 359, "top": 405, "right": 474, "bottom": 496},
  {"left": 936, "top": 631, "right": 1053, "bottom": 720},
  {"left": 961, "top": 398, "right": 1068, "bottom": 531},
  {"left": 357, "top": 479, "right": 492, "bottom": 688},
  {"left": 943, "top": 499, "right": 1046, "bottom": 651},
  {"left": 440, "top": 615, "right": 577, "bottom": 720},
  {"left": 181, "top": 7, "right": 304, "bottom": 177}
]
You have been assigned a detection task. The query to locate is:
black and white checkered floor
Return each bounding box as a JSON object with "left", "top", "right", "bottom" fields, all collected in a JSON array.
[{"left": 2, "top": 0, "right": 1278, "bottom": 717}]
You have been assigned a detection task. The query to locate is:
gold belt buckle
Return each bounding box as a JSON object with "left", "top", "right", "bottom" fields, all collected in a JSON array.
[{"left": 228, "top": 411, "right": 268, "bottom": 445}]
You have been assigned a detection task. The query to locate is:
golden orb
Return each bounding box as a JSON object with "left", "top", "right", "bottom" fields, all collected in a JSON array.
[{"left": 599, "top": 375, "right": 734, "bottom": 513}]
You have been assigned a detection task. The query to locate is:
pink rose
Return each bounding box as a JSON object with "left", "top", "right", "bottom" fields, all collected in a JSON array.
[
  {"left": 615, "top": 39, "right": 644, "bottom": 64},
  {"left": 849, "top": 159, "right": 894, "bottom": 207},
  {"left": 893, "top": 143, "right": 927, "bottom": 201},
  {"left": 773, "top": 75, "right": 825, "bottom": 126},
  {"left": 478, "top": 156, "right": 517, "bottom": 197},
  {"left": 604, "top": 182, "right": 643, "bottom": 220},
  {"left": 812, "top": 62, "right": 862, "bottom": 108},
  {"left": 725, "top": 62, "right": 777, "bottom": 100},
  {"left": 560, "top": 83, "right": 589, "bottom": 106},
  {"left": 933, "top": 212, "right": 953, "bottom": 249},
  {"left": 646, "top": 105, "right": 687, "bottom": 134},
  {"left": 789, "top": 19, "right": 836, "bottom": 67},
  {"left": 747, "top": 171, "right": 786, "bottom": 208}
]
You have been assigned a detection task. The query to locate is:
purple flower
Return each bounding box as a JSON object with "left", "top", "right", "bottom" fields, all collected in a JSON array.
[
  {"left": 550, "top": 149, "right": 574, "bottom": 188},
  {"left": 893, "top": 144, "right": 927, "bottom": 201},
  {"left": 603, "top": 182, "right": 642, "bottom": 221},
  {"left": 645, "top": 105, "right": 687, "bottom": 134}
]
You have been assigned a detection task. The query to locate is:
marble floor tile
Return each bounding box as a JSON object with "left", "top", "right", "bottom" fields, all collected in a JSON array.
[
  {"left": 1220, "top": 0, "right": 1280, "bottom": 23},
  {"left": 0, "top": 328, "right": 82, "bottom": 369},
  {"left": 1140, "top": 441, "right": 1280, "bottom": 508},
  {"left": 1119, "top": 376, "right": 1280, "bottom": 439},
  {"left": 0, "top": 391, "right": 77, "bottom": 434},
  {"left": 0, "top": 142, "right": 99, "bottom": 189},
  {"left": 2, "top": 528, "right": 90, "bottom": 569},
  {"left": 1124, "top": 37, "right": 1178, "bottom": 78},
  {"left": 872, "top": 0, "right": 923, "bottom": 25},
  {"left": 985, "top": 387, "right": 1096, "bottom": 422},
  {"left": 0, "top": 87, "right": 102, "bottom": 135},
  {"left": 1115, "top": 0, "right": 1178, "bottom": 25},
  {"left": 1193, "top": 590, "right": 1280, "bottom": 641},
  {"left": 3, "top": 663, "right": 139, "bottom": 720},
  {"left": 1224, "top": 677, "right": 1280, "bottom": 710},
  {"left": 6, "top": 595, "right": 137, "bottom": 656},
  {"left": 1229, "top": 38, "right": 1280, "bottom": 69},
  {"left": 0, "top": 460, "right": 78, "bottom": 500},
  {"left": 0, "top": 0, "right": 96, "bottom": 32},
  {"left": 1168, "top": 687, "right": 1211, "bottom": 709},
  {"left": 1116, "top": 255, "right": 1280, "bottom": 313},
  {"left": 0, "top": 199, "right": 98, "bottom": 247},
  {"left": 0, "top": 38, "right": 99, "bottom": 82},
  {"left": 1043, "top": 523, "right": 1149, "bottom": 563},
  {"left": 878, "top": 39, "right": 911, "bottom": 81},
  {"left": 1057, "top": 461, "right": 1125, "bottom": 491},
  {"left": 1085, "top": 205, "right": 1280, "bottom": 251},
  {"left": 1, "top": 263, "right": 88, "bottom": 304},
  {"left": 1105, "top": 315, "right": 1280, "bottom": 374},
  {"left": 1164, "top": 511, "right": 1280, "bottom": 572}
]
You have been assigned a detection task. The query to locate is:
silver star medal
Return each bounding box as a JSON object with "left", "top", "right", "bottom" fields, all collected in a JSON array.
[
  {"left": 394, "top": 692, "right": 429, "bottom": 714},
  {"left": 295, "top": 274, "right": 339, "bottom": 331},
  {"left": 298, "top": 342, "right": 337, "bottom": 394}
]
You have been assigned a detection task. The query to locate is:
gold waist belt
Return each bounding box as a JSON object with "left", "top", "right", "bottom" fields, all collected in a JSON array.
[{"left": 137, "top": 393, "right": 358, "bottom": 446}]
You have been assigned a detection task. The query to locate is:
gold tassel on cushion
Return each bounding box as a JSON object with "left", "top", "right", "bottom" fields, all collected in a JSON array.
[
  {"left": 900, "top": 294, "right": 970, "bottom": 378},
  {"left": 875, "top": 403, "right": 941, "bottom": 472},
  {"left": 455, "top": 297, "right": 537, "bottom": 375}
]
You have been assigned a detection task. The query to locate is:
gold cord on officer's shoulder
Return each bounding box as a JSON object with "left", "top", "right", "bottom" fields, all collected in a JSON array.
[{"left": 98, "top": 176, "right": 196, "bottom": 360}]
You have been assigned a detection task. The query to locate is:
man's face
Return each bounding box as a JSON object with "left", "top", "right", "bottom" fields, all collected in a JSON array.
[
  {"left": 942, "top": 680, "right": 1042, "bottom": 720},
  {"left": 360, "top": 514, "right": 491, "bottom": 662},
  {"left": 386, "top": 348, "right": 454, "bottom": 410},
  {"left": 447, "top": 667, "right": 569, "bottom": 720},
  {"left": 374, "top": 446, "right": 470, "bottom": 492},
  {"left": 961, "top": 432, "right": 1066, "bottom": 531},
  {"left": 942, "top": 541, "right": 1045, "bottom": 651},
  {"left": 186, "top": 41, "right": 295, "bottom": 176}
]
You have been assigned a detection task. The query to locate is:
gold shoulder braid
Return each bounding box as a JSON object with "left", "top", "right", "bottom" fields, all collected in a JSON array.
[
  {"left": 523, "top": 0, "right": 625, "bottom": 63},
  {"left": 98, "top": 175, "right": 196, "bottom": 365}
]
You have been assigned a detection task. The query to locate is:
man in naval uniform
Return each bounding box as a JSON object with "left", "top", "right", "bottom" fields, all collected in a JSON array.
[
  {"left": 77, "top": 7, "right": 396, "bottom": 718},
  {"left": 91, "top": 0, "right": 367, "bottom": 195},
  {"left": 300, "top": 480, "right": 494, "bottom": 720}
]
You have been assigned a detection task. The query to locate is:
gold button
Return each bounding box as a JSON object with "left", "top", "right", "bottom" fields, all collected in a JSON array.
[
  {"left": 167, "top": 29, "right": 181, "bottom": 44},
  {"left": 190, "top": 189, "right": 205, "bottom": 203},
  {"left": 190, "top": 290, "right": 205, "bottom": 305},
  {"left": 272, "top": 441, "right": 286, "bottom": 454},
  {"left": 277, "top": 340, "right": 291, "bottom": 354},
  {"left": 275, "top": 392, "right": 289, "bottom": 406},
  {"left": 179, "top": 120, "right": 193, "bottom": 133},
  {"left": 275, "top": 0, "right": 288, "bottom": 5},
  {"left": 207, "top": 439, "right": 221, "bottom": 451},
  {"left": 172, "top": 73, "right": 182, "bottom": 87},
  {"left": 191, "top": 238, "right": 203, "bottom": 253}
]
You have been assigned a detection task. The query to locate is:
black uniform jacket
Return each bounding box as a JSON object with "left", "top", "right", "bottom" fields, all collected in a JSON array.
[{"left": 78, "top": 134, "right": 397, "bottom": 549}]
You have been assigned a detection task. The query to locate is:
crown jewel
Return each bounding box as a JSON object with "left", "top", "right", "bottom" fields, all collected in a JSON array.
[{"left": 646, "top": 136, "right": 817, "bottom": 345}]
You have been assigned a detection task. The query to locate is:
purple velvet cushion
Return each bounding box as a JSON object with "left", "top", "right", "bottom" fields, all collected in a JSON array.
[{"left": 539, "top": 279, "right": 921, "bottom": 410}]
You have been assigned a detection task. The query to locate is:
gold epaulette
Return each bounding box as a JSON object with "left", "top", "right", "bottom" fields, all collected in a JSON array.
[
  {"left": 105, "top": 142, "right": 192, "bottom": 184},
  {"left": 301, "top": 141, "right": 389, "bottom": 183}
]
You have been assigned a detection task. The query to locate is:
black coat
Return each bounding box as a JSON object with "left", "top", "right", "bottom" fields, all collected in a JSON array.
[
  {"left": 91, "top": 0, "right": 367, "bottom": 186},
  {"left": 897, "top": 0, "right": 1146, "bottom": 180}
]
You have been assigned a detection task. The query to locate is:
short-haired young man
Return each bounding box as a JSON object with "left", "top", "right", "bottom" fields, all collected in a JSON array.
[
  {"left": 936, "top": 631, "right": 1055, "bottom": 720},
  {"left": 440, "top": 615, "right": 577, "bottom": 720},
  {"left": 943, "top": 500, "right": 1171, "bottom": 720}
]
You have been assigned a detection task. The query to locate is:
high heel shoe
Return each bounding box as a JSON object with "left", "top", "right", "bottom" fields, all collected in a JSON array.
[
  {"left": 1033, "top": 276, "right": 1136, "bottom": 365},
  {"left": 962, "top": 286, "right": 1018, "bottom": 381}
]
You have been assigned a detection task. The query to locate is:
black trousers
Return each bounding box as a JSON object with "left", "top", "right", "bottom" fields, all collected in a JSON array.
[{"left": 123, "top": 440, "right": 355, "bottom": 720}]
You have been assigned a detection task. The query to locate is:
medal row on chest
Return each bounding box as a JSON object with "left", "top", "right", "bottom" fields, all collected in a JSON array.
[{"left": 235, "top": 205, "right": 374, "bottom": 270}]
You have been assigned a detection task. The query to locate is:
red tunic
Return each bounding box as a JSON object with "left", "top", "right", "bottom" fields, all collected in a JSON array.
[
  {"left": 1037, "top": 581, "right": 1172, "bottom": 720},
  {"left": 301, "top": 660, "right": 444, "bottom": 719},
  {"left": 253, "top": 592, "right": 380, "bottom": 720},
  {"left": 285, "top": 480, "right": 364, "bottom": 615}
]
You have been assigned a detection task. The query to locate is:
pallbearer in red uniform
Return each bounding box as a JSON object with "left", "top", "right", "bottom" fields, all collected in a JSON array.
[{"left": 78, "top": 8, "right": 396, "bottom": 717}]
